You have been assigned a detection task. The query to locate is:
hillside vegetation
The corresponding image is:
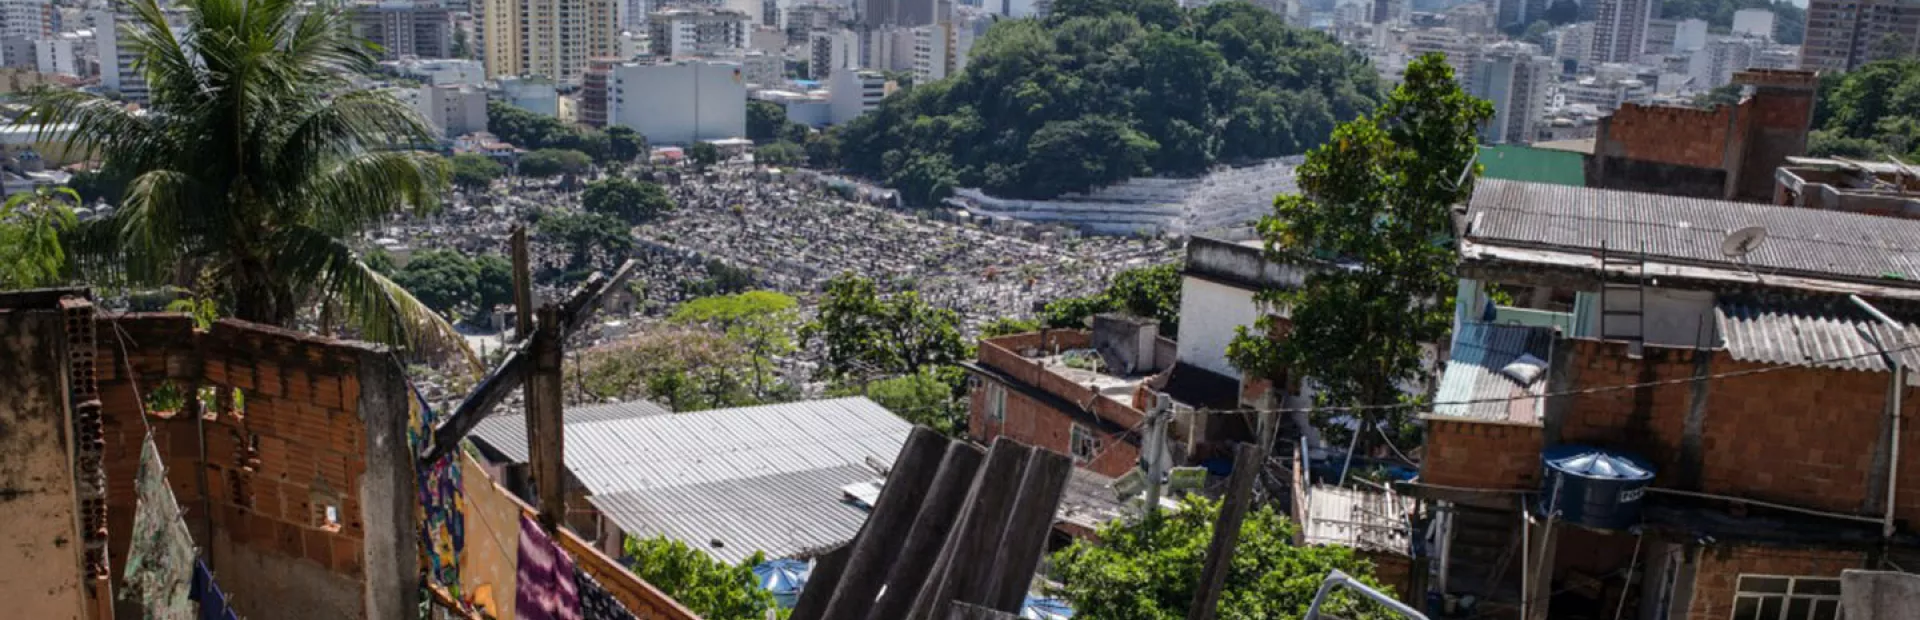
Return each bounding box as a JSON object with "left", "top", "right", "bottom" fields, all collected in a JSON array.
[{"left": 834, "top": 0, "right": 1383, "bottom": 204}]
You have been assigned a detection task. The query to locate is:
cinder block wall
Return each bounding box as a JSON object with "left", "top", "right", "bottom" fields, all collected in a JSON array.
[{"left": 1686, "top": 545, "right": 1865, "bottom": 620}]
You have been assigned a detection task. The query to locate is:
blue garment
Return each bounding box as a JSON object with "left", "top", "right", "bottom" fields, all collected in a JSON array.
[{"left": 189, "top": 559, "right": 240, "bottom": 620}]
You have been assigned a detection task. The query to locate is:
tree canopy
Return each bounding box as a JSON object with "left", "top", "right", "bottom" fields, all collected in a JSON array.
[
  {"left": 623, "top": 536, "right": 785, "bottom": 620},
  {"left": 1227, "top": 54, "right": 1491, "bottom": 442},
  {"left": 487, "top": 100, "right": 617, "bottom": 161},
  {"left": 1808, "top": 60, "right": 1920, "bottom": 160},
  {"left": 689, "top": 141, "right": 722, "bottom": 169},
  {"left": 1050, "top": 496, "right": 1391, "bottom": 619},
  {"left": 20, "top": 0, "right": 473, "bottom": 368},
  {"left": 572, "top": 326, "right": 771, "bottom": 411},
  {"left": 583, "top": 176, "right": 676, "bottom": 224},
  {"left": 833, "top": 0, "right": 1381, "bottom": 203},
  {"left": 1042, "top": 262, "right": 1183, "bottom": 333},
  {"left": 671, "top": 291, "right": 800, "bottom": 400},
  {"left": 805, "top": 273, "right": 967, "bottom": 380},
  {"left": 534, "top": 210, "right": 633, "bottom": 272},
  {"left": 0, "top": 186, "right": 78, "bottom": 289},
  {"left": 450, "top": 153, "right": 505, "bottom": 190},
  {"left": 390, "top": 250, "right": 514, "bottom": 316},
  {"left": 518, "top": 148, "right": 593, "bottom": 178}
]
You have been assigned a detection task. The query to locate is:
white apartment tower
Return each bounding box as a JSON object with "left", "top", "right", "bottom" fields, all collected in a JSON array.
[
  {"left": 647, "top": 9, "right": 750, "bottom": 57},
  {"left": 1472, "top": 41, "right": 1551, "bottom": 144},
  {"left": 479, "top": 0, "right": 619, "bottom": 80},
  {"left": 1588, "top": 0, "right": 1655, "bottom": 65}
]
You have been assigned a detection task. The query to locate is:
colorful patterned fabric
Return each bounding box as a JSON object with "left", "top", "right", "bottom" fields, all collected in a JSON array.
[
  {"left": 123, "top": 436, "right": 195, "bottom": 620},
  {"left": 190, "top": 559, "right": 240, "bottom": 620},
  {"left": 516, "top": 514, "right": 581, "bottom": 620},
  {"left": 407, "top": 387, "right": 465, "bottom": 592},
  {"left": 575, "top": 566, "right": 639, "bottom": 620}
]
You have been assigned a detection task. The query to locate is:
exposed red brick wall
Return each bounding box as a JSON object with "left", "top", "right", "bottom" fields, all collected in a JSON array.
[
  {"left": 1686, "top": 545, "right": 1864, "bottom": 620},
  {"left": 970, "top": 377, "right": 1139, "bottom": 478},
  {"left": 1420, "top": 418, "right": 1543, "bottom": 490},
  {"left": 1601, "top": 104, "right": 1733, "bottom": 169},
  {"left": 1555, "top": 340, "right": 1695, "bottom": 477},
  {"left": 96, "top": 316, "right": 378, "bottom": 614}
]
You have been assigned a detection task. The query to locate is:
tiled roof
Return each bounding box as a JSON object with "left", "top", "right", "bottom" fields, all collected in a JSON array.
[
  {"left": 469, "top": 399, "right": 672, "bottom": 463},
  {"left": 1716, "top": 302, "right": 1920, "bottom": 374},
  {"left": 1433, "top": 322, "right": 1555, "bottom": 421},
  {"left": 1466, "top": 179, "right": 1920, "bottom": 285}
]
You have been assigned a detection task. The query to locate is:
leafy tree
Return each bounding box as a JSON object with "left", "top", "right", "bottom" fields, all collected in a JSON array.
[
  {"left": 518, "top": 148, "right": 593, "bottom": 178},
  {"left": 391, "top": 249, "right": 480, "bottom": 314},
  {"left": 20, "top": 0, "right": 471, "bottom": 367},
  {"left": 623, "top": 536, "right": 786, "bottom": 620},
  {"left": 806, "top": 273, "right": 966, "bottom": 380},
  {"left": 450, "top": 27, "right": 471, "bottom": 59},
  {"left": 833, "top": 366, "right": 969, "bottom": 436},
  {"left": 607, "top": 125, "right": 647, "bottom": 163},
  {"left": 804, "top": 129, "right": 842, "bottom": 169},
  {"left": 572, "top": 326, "right": 768, "bottom": 410},
  {"left": 746, "top": 100, "right": 789, "bottom": 143},
  {"left": 1693, "top": 82, "right": 1746, "bottom": 108},
  {"left": 450, "top": 153, "right": 505, "bottom": 191},
  {"left": 535, "top": 210, "right": 633, "bottom": 271},
  {"left": 488, "top": 100, "right": 608, "bottom": 152},
  {"left": 583, "top": 176, "right": 675, "bottom": 224},
  {"left": 67, "top": 165, "right": 129, "bottom": 206},
  {"left": 1807, "top": 59, "right": 1920, "bottom": 160},
  {"left": 671, "top": 291, "right": 800, "bottom": 399},
  {"left": 1226, "top": 54, "right": 1492, "bottom": 447},
  {"left": 1040, "top": 262, "right": 1182, "bottom": 333},
  {"left": 980, "top": 316, "right": 1042, "bottom": 337},
  {"left": 474, "top": 253, "right": 514, "bottom": 310},
  {"left": 835, "top": 1, "right": 1381, "bottom": 201},
  {"left": 689, "top": 141, "right": 722, "bottom": 170},
  {"left": 755, "top": 141, "right": 805, "bottom": 167},
  {"left": 1050, "top": 495, "right": 1390, "bottom": 619},
  {"left": 0, "top": 186, "right": 79, "bottom": 289}
]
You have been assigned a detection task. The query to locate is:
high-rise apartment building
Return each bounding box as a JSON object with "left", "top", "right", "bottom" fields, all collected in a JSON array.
[
  {"left": 0, "top": 0, "right": 52, "bottom": 43},
  {"left": 648, "top": 8, "right": 750, "bottom": 57},
  {"left": 1471, "top": 41, "right": 1551, "bottom": 144},
  {"left": 1493, "top": 0, "right": 1544, "bottom": 29},
  {"left": 351, "top": 2, "right": 454, "bottom": 60},
  {"left": 1801, "top": 0, "right": 1920, "bottom": 72},
  {"left": 810, "top": 27, "right": 857, "bottom": 80},
  {"left": 864, "top": 0, "right": 935, "bottom": 27},
  {"left": 1588, "top": 0, "right": 1654, "bottom": 65},
  {"left": 607, "top": 60, "right": 747, "bottom": 144},
  {"left": 580, "top": 57, "right": 619, "bottom": 127},
  {"left": 96, "top": 6, "right": 184, "bottom": 103},
  {"left": 479, "top": 0, "right": 619, "bottom": 80}
]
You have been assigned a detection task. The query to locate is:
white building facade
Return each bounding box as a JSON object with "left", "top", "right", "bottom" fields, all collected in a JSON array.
[{"left": 608, "top": 60, "right": 747, "bottom": 144}]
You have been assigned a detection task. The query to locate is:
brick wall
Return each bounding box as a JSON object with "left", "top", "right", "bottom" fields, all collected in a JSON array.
[
  {"left": 970, "top": 377, "right": 1139, "bottom": 478},
  {"left": 1686, "top": 545, "right": 1865, "bottom": 620},
  {"left": 94, "top": 315, "right": 409, "bottom": 619},
  {"left": 0, "top": 308, "right": 89, "bottom": 620},
  {"left": 1421, "top": 418, "right": 1544, "bottom": 490},
  {"left": 1600, "top": 104, "right": 1733, "bottom": 169}
]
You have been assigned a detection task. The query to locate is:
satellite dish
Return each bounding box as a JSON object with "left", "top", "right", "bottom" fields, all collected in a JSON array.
[{"left": 1722, "top": 226, "right": 1768, "bottom": 258}]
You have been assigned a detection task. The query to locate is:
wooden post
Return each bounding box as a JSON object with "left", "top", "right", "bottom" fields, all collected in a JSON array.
[
  {"left": 983, "top": 448, "right": 1074, "bottom": 612},
  {"left": 790, "top": 544, "right": 853, "bottom": 620},
  {"left": 821, "top": 428, "right": 952, "bottom": 619},
  {"left": 1187, "top": 442, "right": 1264, "bottom": 620},
  {"left": 865, "top": 442, "right": 986, "bottom": 620},
  {"left": 908, "top": 438, "right": 1031, "bottom": 620},
  {"left": 510, "top": 225, "right": 533, "bottom": 337},
  {"left": 527, "top": 304, "right": 567, "bottom": 530}
]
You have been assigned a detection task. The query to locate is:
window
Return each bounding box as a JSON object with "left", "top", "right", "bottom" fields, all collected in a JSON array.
[
  {"left": 986, "top": 383, "right": 1006, "bottom": 423},
  {"left": 1071, "top": 424, "right": 1100, "bottom": 463},
  {"left": 1732, "top": 575, "right": 1842, "bottom": 620}
]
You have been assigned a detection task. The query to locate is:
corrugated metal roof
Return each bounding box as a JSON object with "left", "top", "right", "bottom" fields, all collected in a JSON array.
[
  {"left": 1434, "top": 322, "right": 1555, "bottom": 421},
  {"left": 1466, "top": 179, "right": 1920, "bottom": 285},
  {"left": 469, "top": 399, "right": 672, "bottom": 463},
  {"left": 1716, "top": 302, "right": 1920, "bottom": 374},
  {"left": 589, "top": 466, "right": 878, "bottom": 565}
]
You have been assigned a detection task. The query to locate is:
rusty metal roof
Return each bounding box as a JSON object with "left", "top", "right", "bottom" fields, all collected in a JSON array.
[{"left": 1466, "top": 179, "right": 1920, "bottom": 286}]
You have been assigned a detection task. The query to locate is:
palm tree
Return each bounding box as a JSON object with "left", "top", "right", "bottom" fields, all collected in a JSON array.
[{"left": 22, "top": 0, "right": 478, "bottom": 371}]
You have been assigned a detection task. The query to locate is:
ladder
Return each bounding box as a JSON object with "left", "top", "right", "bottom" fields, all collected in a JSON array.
[{"left": 1598, "top": 241, "right": 1648, "bottom": 357}]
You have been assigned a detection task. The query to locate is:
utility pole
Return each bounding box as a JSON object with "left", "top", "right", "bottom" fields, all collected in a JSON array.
[
  {"left": 1850, "top": 294, "right": 1905, "bottom": 540},
  {"left": 512, "top": 227, "right": 568, "bottom": 531},
  {"left": 1187, "top": 442, "right": 1264, "bottom": 620},
  {"left": 1140, "top": 393, "right": 1173, "bottom": 519}
]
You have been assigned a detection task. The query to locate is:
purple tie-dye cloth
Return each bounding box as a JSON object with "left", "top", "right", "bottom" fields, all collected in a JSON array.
[{"left": 515, "top": 514, "right": 581, "bottom": 620}]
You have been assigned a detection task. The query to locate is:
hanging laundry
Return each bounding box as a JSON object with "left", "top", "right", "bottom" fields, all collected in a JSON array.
[
  {"left": 515, "top": 514, "right": 581, "bottom": 620},
  {"left": 123, "top": 436, "right": 195, "bottom": 620},
  {"left": 407, "top": 390, "right": 464, "bottom": 590},
  {"left": 189, "top": 559, "right": 240, "bottom": 620},
  {"left": 575, "top": 566, "right": 640, "bottom": 620}
]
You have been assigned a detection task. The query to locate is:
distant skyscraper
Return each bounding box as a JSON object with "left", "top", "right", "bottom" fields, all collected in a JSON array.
[
  {"left": 864, "top": 0, "right": 935, "bottom": 26},
  {"left": 350, "top": 4, "right": 455, "bottom": 60},
  {"left": 1472, "top": 41, "right": 1551, "bottom": 144},
  {"left": 1588, "top": 0, "right": 1654, "bottom": 64},
  {"left": 1802, "top": 0, "right": 1920, "bottom": 72},
  {"left": 480, "top": 0, "right": 620, "bottom": 79},
  {"left": 1493, "top": 0, "right": 1545, "bottom": 29}
]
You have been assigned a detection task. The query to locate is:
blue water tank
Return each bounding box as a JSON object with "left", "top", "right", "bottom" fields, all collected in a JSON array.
[{"left": 1535, "top": 445, "right": 1655, "bottom": 530}]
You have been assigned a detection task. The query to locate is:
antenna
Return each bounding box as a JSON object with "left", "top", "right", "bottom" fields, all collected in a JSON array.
[{"left": 1722, "top": 226, "right": 1768, "bottom": 285}]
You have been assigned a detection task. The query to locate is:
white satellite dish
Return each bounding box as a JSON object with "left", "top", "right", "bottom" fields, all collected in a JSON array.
[{"left": 1721, "top": 226, "right": 1768, "bottom": 258}]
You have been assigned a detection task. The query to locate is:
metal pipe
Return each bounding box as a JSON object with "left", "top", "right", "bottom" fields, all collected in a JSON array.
[
  {"left": 1613, "top": 530, "right": 1644, "bottom": 620},
  {"left": 1645, "top": 487, "right": 1883, "bottom": 524},
  {"left": 1849, "top": 294, "right": 1904, "bottom": 539},
  {"left": 1304, "top": 569, "right": 1429, "bottom": 620}
]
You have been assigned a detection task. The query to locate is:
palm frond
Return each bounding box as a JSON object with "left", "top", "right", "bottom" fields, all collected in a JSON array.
[
  {"left": 273, "top": 224, "right": 484, "bottom": 376},
  {"left": 292, "top": 149, "right": 447, "bottom": 234}
]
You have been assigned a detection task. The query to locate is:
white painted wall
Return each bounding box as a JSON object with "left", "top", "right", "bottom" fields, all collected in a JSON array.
[{"left": 1176, "top": 276, "right": 1262, "bottom": 380}]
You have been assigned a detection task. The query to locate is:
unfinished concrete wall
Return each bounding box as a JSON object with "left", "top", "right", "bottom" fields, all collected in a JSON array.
[
  {"left": 0, "top": 308, "right": 87, "bottom": 620},
  {"left": 1840, "top": 570, "right": 1920, "bottom": 619}
]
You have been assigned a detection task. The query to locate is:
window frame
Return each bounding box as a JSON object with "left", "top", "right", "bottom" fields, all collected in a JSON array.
[
  {"left": 1731, "top": 574, "right": 1843, "bottom": 620},
  {"left": 1070, "top": 423, "right": 1100, "bottom": 463},
  {"left": 986, "top": 382, "right": 1006, "bottom": 423}
]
